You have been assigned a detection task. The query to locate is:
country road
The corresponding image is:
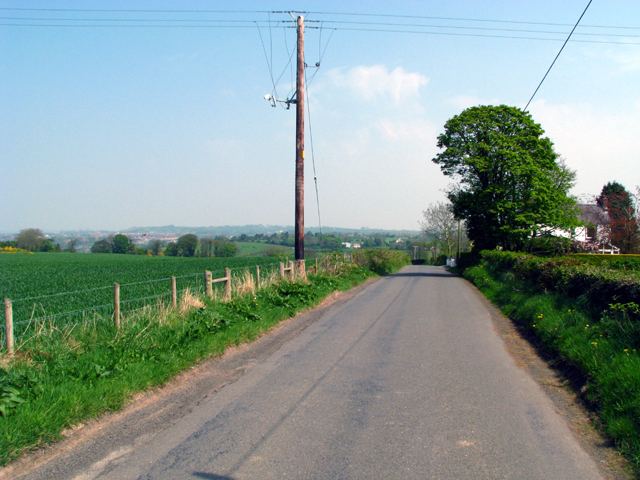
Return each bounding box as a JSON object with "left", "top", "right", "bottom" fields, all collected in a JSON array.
[{"left": 9, "top": 265, "right": 623, "bottom": 480}]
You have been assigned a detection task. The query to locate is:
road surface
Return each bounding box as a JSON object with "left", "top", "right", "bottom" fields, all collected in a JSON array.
[{"left": 13, "top": 265, "right": 613, "bottom": 479}]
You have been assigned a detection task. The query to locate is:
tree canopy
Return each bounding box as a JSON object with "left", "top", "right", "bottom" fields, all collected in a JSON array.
[
  {"left": 176, "top": 234, "right": 198, "bottom": 257},
  {"left": 112, "top": 234, "right": 133, "bottom": 254},
  {"left": 432, "top": 105, "right": 579, "bottom": 252},
  {"left": 15, "top": 228, "right": 45, "bottom": 252},
  {"left": 597, "top": 181, "right": 639, "bottom": 253},
  {"left": 421, "top": 202, "right": 460, "bottom": 257},
  {"left": 91, "top": 237, "right": 113, "bottom": 254}
]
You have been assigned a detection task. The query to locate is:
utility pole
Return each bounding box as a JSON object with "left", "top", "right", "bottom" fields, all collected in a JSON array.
[
  {"left": 457, "top": 219, "right": 461, "bottom": 265},
  {"left": 294, "top": 15, "right": 305, "bottom": 261}
]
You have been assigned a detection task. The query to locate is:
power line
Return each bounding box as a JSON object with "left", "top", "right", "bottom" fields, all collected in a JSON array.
[
  {"left": 306, "top": 20, "right": 640, "bottom": 39},
  {"left": 525, "top": 0, "right": 593, "bottom": 110},
  {"left": 305, "top": 10, "right": 640, "bottom": 31},
  {"left": 1, "top": 7, "right": 637, "bottom": 33},
  {"left": 2, "top": 21, "right": 636, "bottom": 45},
  {"left": 0, "top": 22, "right": 640, "bottom": 45},
  {"left": 1, "top": 16, "right": 637, "bottom": 39},
  {"left": 0, "top": 7, "right": 270, "bottom": 13},
  {"left": 323, "top": 26, "right": 639, "bottom": 45},
  {"left": 305, "top": 80, "right": 322, "bottom": 237}
]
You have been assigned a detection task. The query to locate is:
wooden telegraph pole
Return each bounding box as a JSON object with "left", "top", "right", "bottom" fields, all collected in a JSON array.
[{"left": 294, "top": 15, "right": 305, "bottom": 261}]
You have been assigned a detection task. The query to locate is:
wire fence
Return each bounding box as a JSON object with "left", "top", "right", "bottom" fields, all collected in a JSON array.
[{"left": 2, "top": 262, "right": 286, "bottom": 347}]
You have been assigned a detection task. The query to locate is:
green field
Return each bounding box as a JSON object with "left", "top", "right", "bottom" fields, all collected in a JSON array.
[
  {"left": 235, "top": 242, "right": 294, "bottom": 256},
  {"left": 0, "top": 253, "right": 283, "bottom": 336}
]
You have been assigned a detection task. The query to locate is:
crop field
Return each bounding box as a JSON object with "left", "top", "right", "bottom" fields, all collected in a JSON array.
[
  {"left": 0, "top": 253, "right": 283, "bottom": 338},
  {"left": 235, "top": 242, "right": 294, "bottom": 256}
]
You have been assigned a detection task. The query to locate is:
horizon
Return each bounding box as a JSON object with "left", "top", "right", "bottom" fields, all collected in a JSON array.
[{"left": 0, "top": 223, "right": 422, "bottom": 238}]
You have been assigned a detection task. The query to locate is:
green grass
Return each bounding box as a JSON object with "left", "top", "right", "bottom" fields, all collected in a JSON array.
[
  {"left": 0, "top": 252, "right": 410, "bottom": 467},
  {"left": 235, "top": 242, "right": 295, "bottom": 257},
  {"left": 464, "top": 262, "right": 640, "bottom": 476}
]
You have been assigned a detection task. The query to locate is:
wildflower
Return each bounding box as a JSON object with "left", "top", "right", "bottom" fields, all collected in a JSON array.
[
  {"left": 537, "top": 314, "right": 543, "bottom": 319},
  {"left": 532, "top": 324, "right": 537, "bottom": 328},
  {"left": 591, "top": 342, "right": 598, "bottom": 346},
  {"left": 624, "top": 349, "right": 629, "bottom": 352}
]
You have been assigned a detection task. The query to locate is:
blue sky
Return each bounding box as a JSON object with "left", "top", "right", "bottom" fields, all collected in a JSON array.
[{"left": 1, "top": 0, "right": 639, "bottom": 233}]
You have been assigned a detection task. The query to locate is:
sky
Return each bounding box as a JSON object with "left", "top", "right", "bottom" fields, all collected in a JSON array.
[{"left": 1, "top": 0, "right": 639, "bottom": 234}]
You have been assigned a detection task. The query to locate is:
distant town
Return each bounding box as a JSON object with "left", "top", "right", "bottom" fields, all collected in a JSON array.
[{"left": 0, "top": 225, "right": 424, "bottom": 255}]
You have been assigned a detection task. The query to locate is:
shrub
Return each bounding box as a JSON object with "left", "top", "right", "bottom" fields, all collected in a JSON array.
[{"left": 352, "top": 249, "right": 411, "bottom": 275}]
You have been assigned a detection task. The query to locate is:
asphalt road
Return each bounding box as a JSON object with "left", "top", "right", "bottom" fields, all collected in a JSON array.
[{"left": 15, "top": 265, "right": 608, "bottom": 479}]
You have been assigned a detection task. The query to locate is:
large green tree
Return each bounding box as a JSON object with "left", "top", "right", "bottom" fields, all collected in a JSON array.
[
  {"left": 112, "top": 234, "right": 133, "bottom": 254},
  {"left": 15, "top": 228, "right": 45, "bottom": 252},
  {"left": 432, "top": 105, "right": 579, "bottom": 252},
  {"left": 176, "top": 234, "right": 198, "bottom": 257}
]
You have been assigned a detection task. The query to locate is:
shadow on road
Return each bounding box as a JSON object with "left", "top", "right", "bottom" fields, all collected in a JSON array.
[
  {"left": 193, "top": 473, "right": 236, "bottom": 480},
  {"left": 391, "top": 271, "right": 455, "bottom": 278}
]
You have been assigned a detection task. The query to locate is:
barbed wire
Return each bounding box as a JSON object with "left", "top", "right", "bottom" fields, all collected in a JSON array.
[
  {"left": 11, "top": 285, "right": 113, "bottom": 304},
  {"left": 1, "top": 261, "right": 301, "bottom": 341}
]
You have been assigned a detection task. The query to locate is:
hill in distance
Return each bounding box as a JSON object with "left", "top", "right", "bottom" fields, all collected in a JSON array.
[{"left": 119, "top": 225, "right": 420, "bottom": 237}]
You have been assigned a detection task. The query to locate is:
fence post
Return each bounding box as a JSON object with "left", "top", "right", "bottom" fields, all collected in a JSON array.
[
  {"left": 224, "top": 268, "right": 231, "bottom": 301},
  {"left": 171, "top": 276, "right": 177, "bottom": 308},
  {"left": 114, "top": 283, "right": 120, "bottom": 329},
  {"left": 315, "top": 257, "right": 318, "bottom": 273},
  {"left": 256, "top": 265, "right": 261, "bottom": 290},
  {"left": 288, "top": 260, "right": 294, "bottom": 280},
  {"left": 4, "top": 298, "right": 14, "bottom": 356},
  {"left": 279, "top": 262, "right": 285, "bottom": 280},
  {"left": 205, "top": 270, "right": 213, "bottom": 299}
]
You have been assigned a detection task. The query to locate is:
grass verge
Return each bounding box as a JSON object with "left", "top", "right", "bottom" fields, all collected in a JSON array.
[
  {"left": 0, "top": 253, "right": 409, "bottom": 467},
  {"left": 464, "top": 262, "right": 640, "bottom": 477}
]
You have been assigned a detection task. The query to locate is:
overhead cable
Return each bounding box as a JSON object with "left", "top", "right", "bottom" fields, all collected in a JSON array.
[{"left": 525, "top": 0, "right": 593, "bottom": 110}]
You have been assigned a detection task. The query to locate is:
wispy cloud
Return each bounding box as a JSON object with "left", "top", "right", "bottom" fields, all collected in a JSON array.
[
  {"left": 528, "top": 99, "right": 640, "bottom": 195},
  {"left": 326, "top": 65, "right": 428, "bottom": 104},
  {"left": 377, "top": 118, "right": 438, "bottom": 142}
]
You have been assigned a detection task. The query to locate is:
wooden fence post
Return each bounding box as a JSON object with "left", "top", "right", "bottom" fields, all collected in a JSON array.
[
  {"left": 114, "top": 283, "right": 120, "bottom": 329},
  {"left": 4, "top": 298, "right": 14, "bottom": 356},
  {"left": 256, "top": 265, "right": 261, "bottom": 290},
  {"left": 279, "top": 262, "right": 285, "bottom": 280},
  {"left": 224, "top": 268, "right": 231, "bottom": 301},
  {"left": 171, "top": 276, "right": 177, "bottom": 308},
  {"left": 205, "top": 271, "right": 213, "bottom": 299}
]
